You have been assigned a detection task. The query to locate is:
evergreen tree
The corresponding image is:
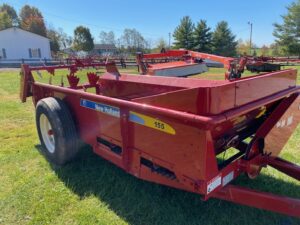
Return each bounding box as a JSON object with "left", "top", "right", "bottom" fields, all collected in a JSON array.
[
  {"left": 193, "top": 20, "right": 212, "bottom": 52},
  {"left": 273, "top": 0, "right": 300, "bottom": 56},
  {"left": 173, "top": 16, "right": 194, "bottom": 49},
  {"left": 211, "top": 21, "right": 237, "bottom": 56},
  {"left": 73, "top": 26, "right": 94, "bottom": 52}
]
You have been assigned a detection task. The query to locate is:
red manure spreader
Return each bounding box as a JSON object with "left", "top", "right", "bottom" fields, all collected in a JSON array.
[{"left": 20, "top": 57, "right": 300, "bottom": 217}]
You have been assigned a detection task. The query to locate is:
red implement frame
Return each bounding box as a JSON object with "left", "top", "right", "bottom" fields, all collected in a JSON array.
[
  {"left": 20, "top": 60, "right": 300, "bottom": 218},
  {"left": 137, "top": 50, "right": 296, "bottom": 78},
  {"left": 245, "top": 56, "right": 300, "bottom": 65},
  {"left": 136, "top": 50, "right": 246, "bottom": 79}
]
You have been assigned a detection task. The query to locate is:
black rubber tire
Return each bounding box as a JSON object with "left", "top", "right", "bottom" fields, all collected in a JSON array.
[{"left": 36, "top": 97, "right": 78, "bottom": 165}]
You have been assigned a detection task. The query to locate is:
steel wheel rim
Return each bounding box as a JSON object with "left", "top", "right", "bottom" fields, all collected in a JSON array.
[{"left": 40, "top": 114, "right": 55, "bottom": 153}]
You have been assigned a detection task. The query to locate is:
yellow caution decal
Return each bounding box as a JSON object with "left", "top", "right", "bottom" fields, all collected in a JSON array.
[
  {"left": 256, "top": 106, "right": 267, "bottom": 118},
  {"left": 129, "top": 111, "right": 176, "bottom": 135},
  {"left": 231, "top": 115, "right": 247, "bottom": 125}
]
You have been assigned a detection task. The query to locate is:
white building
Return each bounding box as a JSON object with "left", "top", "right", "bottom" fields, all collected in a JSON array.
[{"left": 0, "top": 27, "right": 51, "bottom": 60}]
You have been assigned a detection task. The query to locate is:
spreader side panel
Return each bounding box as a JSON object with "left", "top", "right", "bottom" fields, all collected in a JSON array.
[
  {"left": 235, "top": 70, "right": 297, "bottom": 107},
  {"left": 129, "top": 112, "right": 219, "bottom": 181},
  {"left": 264, "top": 95, "right": 300, "bottom": 156}
]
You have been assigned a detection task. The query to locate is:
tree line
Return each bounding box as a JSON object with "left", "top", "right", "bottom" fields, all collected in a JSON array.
[
  {"left": 0, "top": 3, "right": 150, "bottom": 55},
  {"left": 0, "top": 1, "right": 299, "bottom": 57},
  {"left": 98, "top": 29, "right": 150, "bottom": 53},
  {"left": 172, "top": 0, "right": 300, "bottom": 57},
  {"left": 0, "top": 4, "right": 72, "bottom": 53},
  {"left": 173, "top": 16, "right": 237, "bottom": 57}
]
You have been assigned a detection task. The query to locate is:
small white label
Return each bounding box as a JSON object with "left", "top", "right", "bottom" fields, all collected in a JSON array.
[
  {"left": 276, "top": 115, "right": 294, "bottom": 128},
  {"left": 276, "top": 121, "right": 281, "bottom": 128},
  {"left": 287, "top": 115, "right": 293, "bottom": 126},
  {"left": 222, "top": 171, "right": 234, "bottom": 186},
  {"left": 207, "top": 175, "right": 222, "bottom": 194}
]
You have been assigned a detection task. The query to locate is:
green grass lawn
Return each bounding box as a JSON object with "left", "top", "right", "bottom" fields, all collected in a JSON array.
[{"left": 0, "top": 66, "right": 299, "bottom": 225}]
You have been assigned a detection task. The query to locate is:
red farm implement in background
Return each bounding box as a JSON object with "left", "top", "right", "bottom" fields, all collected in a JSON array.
[
  {"left": 136, "top": 49, "right": 240, "bottom": 79},
  {"left": 266, "top": 56, "right": 300, "bottom": 65},
  {"left": 136, "top": 49, "right": 297, "bottom": 78},
  {"left": 245, "top": 56, "right": 300, "bottom": 72},
  {"left": 20, "top": 58, "right": 300, "bottom": 217},
  {"left": 242, "top": 56, "right": 281, "bottom": 72}
]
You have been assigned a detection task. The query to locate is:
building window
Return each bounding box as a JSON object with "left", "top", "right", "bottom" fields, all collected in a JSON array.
[
  {"left": 0, "top": 48, "right": 6, "bottom": 59},
  {"left": 29, "top": 48, "right": 41, "bottom": 58}
]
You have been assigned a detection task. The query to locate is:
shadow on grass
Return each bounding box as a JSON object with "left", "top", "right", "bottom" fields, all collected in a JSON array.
[{"left": 36, "top": 145, "right": 300, "bottom": 225}]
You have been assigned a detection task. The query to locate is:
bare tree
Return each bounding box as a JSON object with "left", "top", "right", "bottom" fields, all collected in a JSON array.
[
  {"left": 121, "top": 28, "right": 148, "bottom": 53},
  {"left": 58, "top": 28, "right": 72, "bottom": 49},
  {"left": 156, "top": 38, "right": 168, "bottom": 50},
  {"left": 99, "top": 31, "right": 116, "bottom": 45}
]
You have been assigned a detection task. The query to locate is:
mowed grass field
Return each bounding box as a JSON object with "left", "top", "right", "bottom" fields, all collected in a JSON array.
[{"left": 0, "top": 66, "right": 299, "bottom": 225}]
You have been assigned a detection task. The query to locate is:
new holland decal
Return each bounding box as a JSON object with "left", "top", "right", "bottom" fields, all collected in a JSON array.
[
  {"left": 80, "top": 99, "right": 175, "bottom": 135},
  {"left": 80, "top": 99, "right": 120, "bottom": 117}
]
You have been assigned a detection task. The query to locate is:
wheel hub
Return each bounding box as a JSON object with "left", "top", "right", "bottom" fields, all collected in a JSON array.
[{"left": 40, "top": 114, "right": 55, "bottom": 153}]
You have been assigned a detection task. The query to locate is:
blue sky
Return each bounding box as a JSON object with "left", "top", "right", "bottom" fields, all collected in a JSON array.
[{"left": 1, "top": 0, "right": 294, "bottom": 47}]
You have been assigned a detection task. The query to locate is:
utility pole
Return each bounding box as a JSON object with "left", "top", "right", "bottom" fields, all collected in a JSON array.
[
  {"left": 168, "top": 32, "right": 171, "bottom": 49},
  {"left": 248, "top": 22, "right": 253, "bottom": 55}
]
